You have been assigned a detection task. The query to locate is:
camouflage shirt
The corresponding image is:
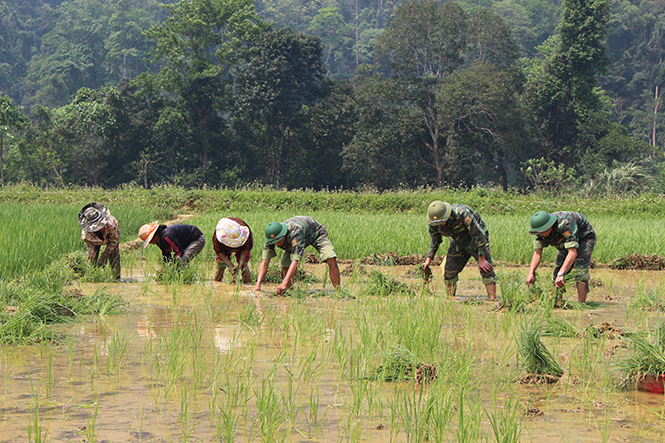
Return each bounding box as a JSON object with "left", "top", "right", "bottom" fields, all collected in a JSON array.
[
  {"left": 426, "top": 204, "right": 490, "bottom": 259},
  {"left": 81, "top": 215, "right": 119, "bottom": 263},
  {"left": 534, "top": 211, "right": 595, "bottom": 251},
  {"left": 263, "top": 216, "right": 328, "bottom": 262}
]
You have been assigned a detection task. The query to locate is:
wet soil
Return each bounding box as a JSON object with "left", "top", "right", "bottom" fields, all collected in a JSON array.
[{"left": 0, "top": 263, "right": 665, "bottom": 442}]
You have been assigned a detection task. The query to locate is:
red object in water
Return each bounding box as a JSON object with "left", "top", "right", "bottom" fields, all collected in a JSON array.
[{"left": 637, "top": 373, "right": 665, "bottom": 394}]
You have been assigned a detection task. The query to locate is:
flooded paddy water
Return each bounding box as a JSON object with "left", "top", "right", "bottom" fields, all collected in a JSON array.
[{"left": 1, "top": 263, "right": 665, "bottom": 442}]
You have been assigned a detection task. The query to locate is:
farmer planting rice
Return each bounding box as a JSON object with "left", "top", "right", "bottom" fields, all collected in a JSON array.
[
  {"left": 138, "top": 222, "right": 206, "bottom": 265},
  {"left": 527, "top": 211, "right": 596, "bottom": 303},
  {"left": 78, "top": 202, "right": 121, "bottom": 280},
  {"left": 254, "top": 216, "right": 340, "bottom": 295},
  {"left": 422, "top": 201, "right": 497, "bottom": 299},
  {"left": 212, "top": 217, "right": 254, "bottom": 283}
]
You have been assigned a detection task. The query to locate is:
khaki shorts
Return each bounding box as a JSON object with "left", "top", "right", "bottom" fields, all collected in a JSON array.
[{"left": 279, "top": 235, "right": 337, "bottom": 268}]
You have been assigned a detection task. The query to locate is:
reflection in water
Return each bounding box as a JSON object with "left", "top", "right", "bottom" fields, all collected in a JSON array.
[{"left": 214, "top": 324, "right": 241, "bottom": 353}]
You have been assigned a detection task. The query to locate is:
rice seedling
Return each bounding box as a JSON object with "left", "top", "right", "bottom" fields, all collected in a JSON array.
[
  {"left": 485, "top": 397, "right": 523, "bottom": 443},
  {"left": 364, "top": 271, "right": 415, "bottom": 297},
  {"left": 541, "top": 315, "right": 580, "bottom": 338},
  {"left": 616, "top": 330, "right": 665, "bottom": 388},
  {"left": 516, "top": 317, "right": 563, "bottom": 379},
  {"left": 104, "top": 329, "right": 130, "bottom": 377}
]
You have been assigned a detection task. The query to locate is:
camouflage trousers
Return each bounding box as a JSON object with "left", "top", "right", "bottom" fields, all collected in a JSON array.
[
  {"left": 444, "top": 243, "right": 497, "bottom": 286},
  {"left": 89, "top": 243, "right": 121, "bottom": 280},
  {"left": 553, "top": 233, "right": 596, "bottom": 283}
]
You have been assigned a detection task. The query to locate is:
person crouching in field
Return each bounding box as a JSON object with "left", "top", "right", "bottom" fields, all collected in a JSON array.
[
  {"left": 254, "top": 216, "right": 341, "bottom": 295},
  {"left": 213, "top": 217, "right": 253, "bottom": 283},
  {"left": 139, "top": 222, "right": 205, "bottom": 265},
  {"left": 526, "top": 211, "right": 596, "bottom": 303},
  {"left": 78, "top": 203, "right": 121, "bottom": 280},
  {"left": 422, "top": 201, "right": 497, "bottom": 300}
]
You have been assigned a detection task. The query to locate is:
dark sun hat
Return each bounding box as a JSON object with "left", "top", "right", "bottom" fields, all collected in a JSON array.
[{"left": 78, "top": 203, "right": 111, "bottom": 232}]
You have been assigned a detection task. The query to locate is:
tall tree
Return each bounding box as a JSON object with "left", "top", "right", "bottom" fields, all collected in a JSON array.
[
  {"left": 374, "top": 1, "right": 520, "bottom": 186},
  {"left": 0, "top": 96, "right": 27, "bottom": 186},
  {"left": 233, "top": 27, "right": 326, "bottom": 189},
  {"left": 142, "top": 0, "right": 269, "bottom": 182},
  {"left": 524, "top": 0, "right": 611, "bottom": 165}
]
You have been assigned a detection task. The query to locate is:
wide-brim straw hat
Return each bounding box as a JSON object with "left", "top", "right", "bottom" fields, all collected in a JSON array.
[
  {"left": 216, "top": 218, "right": 250, "bottom": 248},
  {"left": 78, "top": 203, "right": 111, "bottom": 232},
  {"left": 138, "top": 221, "right": 159, "bottom": 248}
]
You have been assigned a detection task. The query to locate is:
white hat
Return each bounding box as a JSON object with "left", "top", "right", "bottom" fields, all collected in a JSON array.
[{"left": 215, "top": 218, "right": 249, "bottom": 248}]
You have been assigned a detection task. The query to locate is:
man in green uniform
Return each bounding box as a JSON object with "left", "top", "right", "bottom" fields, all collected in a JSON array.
[
  {"left": 423, "top": 201, "right": 497, "bottom": 299},
  {"left": 526, "top": 211, "right": 596, "bottom": 303},
  {"left": 254, "top": 216, "right": 341, "bottom": 295}
]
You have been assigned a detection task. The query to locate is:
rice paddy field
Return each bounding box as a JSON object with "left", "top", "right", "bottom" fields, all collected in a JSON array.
[{"left": 2, "top": 186, "right": 665, "bottom": 442}]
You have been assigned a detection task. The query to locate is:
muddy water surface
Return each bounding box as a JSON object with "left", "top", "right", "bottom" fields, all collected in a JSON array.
[{"left": 1, "top": 265, "right": 665, "bottom": 442}]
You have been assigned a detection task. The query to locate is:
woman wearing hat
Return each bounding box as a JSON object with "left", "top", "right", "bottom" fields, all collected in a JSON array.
[
  {"left": 138, "top": 222, "right": 206, "bottom": 266},
  {"left": 526, "top": 211, "right": 596, "bottom": 303},
  {"left": 78, "top": 203, "right": 121, "bottom": 280},
  {"left": 212, "top": 217, "right": 254, "bottom": 283}
]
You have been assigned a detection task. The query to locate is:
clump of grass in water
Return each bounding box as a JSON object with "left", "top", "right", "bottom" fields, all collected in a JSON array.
[
  {"left": 365, "top": 345, "right": 438, "bottom": 383},
  {"left": 616, "top": 322, "right": 665, "bottom": 388},
  {"left": 516, "top": 317, "right": 563, "bottom": 383},
  {"left": 0, "top": 272, "right": 126, "bottom": 345},
  {"left": 252, "top": 266, "right": 321, "bottom": 284},
  {"left": 365, "top": 271, "right": 414, "bottom": 297},
  {"left": 541, "top": 315, "right": 579, "bottom": 338},
  {"left": 49, "top": 250, "right": 119, "bottom": 283},
  {"left": 155, "top": 261, "right": 201, "bottom": 285}
]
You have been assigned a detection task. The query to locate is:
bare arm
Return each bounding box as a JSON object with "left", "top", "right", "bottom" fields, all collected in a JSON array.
[
  {"left": 526, "top": 249, "right": 543, "bottom": 286},
  {"left": 254, "top": 259, "right": 271, "bottom": 291},
  {"left": 555, "top": 248, "right": 578, "bottom": 288},
  {"left": 276, "top": 260, "right": 299, "bottom": 295}
]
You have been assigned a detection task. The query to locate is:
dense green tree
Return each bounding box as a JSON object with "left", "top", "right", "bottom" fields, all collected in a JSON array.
[
  {"left": 233, "top": 27, "right": 327, "bottom": 189},
  {"left": 142, "top": 0, "right": 269, "bottom": 185},
  {"left": 436, "top": 63, "right": 536, "bottom": 187},
  {"left": 373, "top": 0, "right": 521, "bottom": 186},
  {"left": 0, "top": 96, "right": 27, "bottom": 186},
  {"left": 524, "top": 0, "right": 611, "bottom": 165}
]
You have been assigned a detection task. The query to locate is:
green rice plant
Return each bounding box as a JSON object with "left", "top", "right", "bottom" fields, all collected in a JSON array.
[
  {"left": 254, "top": 377, "right": 289, "bottom": 443},
  {"left": 496, "top": 271, "right": 539, "bottom": 313},
  {"left": 541, "top": 315, "right": 580, "bottom": 338},
  {"left": 364, "top": 271, "right": 414, "bottom": 297},
  {"left": 627, "top": 281, "right": 664, "bottom": 313},
  {"left": 155, "top": 261, "right": 201, "bottom": 285},
  {"left": 485, "top": 398, "right": 523, "bottom": 443},
  {"left": 105, "top": 329, "right": 131, "bottom": 377},
  {"left": 616, "top": 332, "right": 665, "bottom": 387},
  {"left": 239, "top": 301, "right": 263, "bottom": 329},
  {"left": 27, "top": 376, "right": 48, "bottom": 443},
  {"left": 516, "top": 317, "right": 563, "bottom": 377},
  {"left": 364, "top": 345, "right": 437, "bottom": 383}
]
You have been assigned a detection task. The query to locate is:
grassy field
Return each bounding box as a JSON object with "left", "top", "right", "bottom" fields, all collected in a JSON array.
[{"left": 2, "top": 186, "right": 665, "bottom": 279}]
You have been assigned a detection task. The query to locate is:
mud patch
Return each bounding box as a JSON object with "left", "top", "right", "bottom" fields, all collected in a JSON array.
[
  {"left": 516, "top": 374, "right": 561, "bottom": 384},
  {"left": 610, "top": 253, "right": 665, "bottom": 270},
  {"left": 584, "top": 321, "right": 624, "bottom": 339}
]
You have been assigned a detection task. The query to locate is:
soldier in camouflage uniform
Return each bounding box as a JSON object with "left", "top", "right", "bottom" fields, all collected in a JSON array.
[
  {"left": 423, "top": 201, "right": 497, "bottom": 299},
  {"left": 526, "top": 211, "right": 596, "bottom": 303},
  {"left": 254, "top": 216, "right": 341, "bottom": 295}
]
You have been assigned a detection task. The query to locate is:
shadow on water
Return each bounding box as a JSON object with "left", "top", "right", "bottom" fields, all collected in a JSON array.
[{"left": 0, "top": 264, "right": 664, "bottom": 442}]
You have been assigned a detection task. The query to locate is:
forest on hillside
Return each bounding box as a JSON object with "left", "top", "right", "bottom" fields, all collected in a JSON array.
[{"left": 0, "top": 0, "right": 664, "bottom": 192}]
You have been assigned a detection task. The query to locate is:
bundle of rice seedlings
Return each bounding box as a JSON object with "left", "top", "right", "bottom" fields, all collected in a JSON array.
[
  {"left": 541, "top": 315, "right": 579, "bottom": 338},
  {"left": 517, "top": 319, "right": 563, "bottom": 380},
  {"left": 365, "top": 271, "right": 414, "bottom": 297},
  {"left": 365, "top": 345, "right": 437, "bottom": 383},
  {"left": 617, "top": 327, "right": 665, "bottom": 387}
]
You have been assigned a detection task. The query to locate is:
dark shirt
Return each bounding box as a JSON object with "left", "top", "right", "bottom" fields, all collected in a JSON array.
[{"left": 157, "top": 224, "right": 204, "bottom": 261}]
